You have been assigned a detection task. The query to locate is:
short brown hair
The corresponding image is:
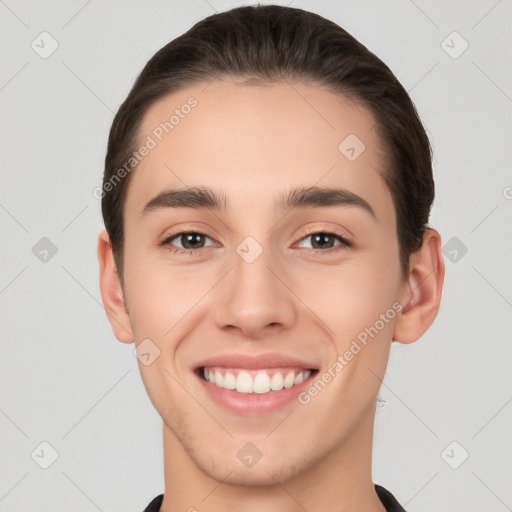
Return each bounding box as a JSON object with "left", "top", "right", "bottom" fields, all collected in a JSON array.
[{"left": 102, "top": 4, "right": 434, "bottom": 282}]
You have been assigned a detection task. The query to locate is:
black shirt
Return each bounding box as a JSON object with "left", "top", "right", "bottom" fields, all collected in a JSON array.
[{"left": 142, "top": 484, "right": 406, "bottom": 511}]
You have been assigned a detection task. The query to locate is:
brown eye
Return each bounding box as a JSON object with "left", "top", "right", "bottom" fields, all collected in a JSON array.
[
  {"left": 161, "top": 231, "right": 215, "bottom": 253},
  {"left": 176, "top": 233, "right": 207, "bottom": 249},
  {"left": 297, "top": 231, "right": 352, "bottom": 252},
  {"left": 311, "top": 233, "right": 337, "bottom": 249}
]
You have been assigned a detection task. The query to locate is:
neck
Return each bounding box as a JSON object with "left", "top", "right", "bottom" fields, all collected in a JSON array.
[{"left": 160, "top": 406, "right": 385, "bottom": 512}]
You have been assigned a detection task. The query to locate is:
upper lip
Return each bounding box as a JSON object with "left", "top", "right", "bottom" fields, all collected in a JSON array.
[{"left": 194, "top": 352, "right": 318, "bottom": 371}]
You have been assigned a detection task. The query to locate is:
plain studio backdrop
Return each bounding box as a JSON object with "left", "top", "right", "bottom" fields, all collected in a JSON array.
[{"left": 0, "top": 0, "right": 511, "bottom": 510}]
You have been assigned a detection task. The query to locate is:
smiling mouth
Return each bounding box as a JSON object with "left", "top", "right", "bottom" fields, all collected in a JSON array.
[{"left": 196, "top": 367, "right": 318, "bottom": 394}]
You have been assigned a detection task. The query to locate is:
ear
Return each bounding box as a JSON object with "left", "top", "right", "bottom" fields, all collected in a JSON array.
[
  {"left": 97, "top": 229, "right": 134, "bottom": 343},
  {"left": 393, "top": 228, "right": 445, "bottom": 344}
]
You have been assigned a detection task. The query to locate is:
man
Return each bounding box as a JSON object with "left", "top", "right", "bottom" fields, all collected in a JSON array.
[{"left": 97, "top": 5, "right": 444, "bottom": 511}]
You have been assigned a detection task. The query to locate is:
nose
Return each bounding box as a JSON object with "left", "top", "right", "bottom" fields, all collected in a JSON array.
[{"left": 213, "top": 242, "right": 297, "bottom": 339}]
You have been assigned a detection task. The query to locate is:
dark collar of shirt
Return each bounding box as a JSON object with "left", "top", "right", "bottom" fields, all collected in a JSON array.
[{"left": 142, "top": 484, "right": 407, "bottom": 511}]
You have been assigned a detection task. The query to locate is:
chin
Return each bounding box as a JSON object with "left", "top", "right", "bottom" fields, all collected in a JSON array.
[
  {"left": 189, "top": 440, "right": 321, "bottom": 489},
  {"left": 201, "top": 457, "right": 305, "bottom": 488}
]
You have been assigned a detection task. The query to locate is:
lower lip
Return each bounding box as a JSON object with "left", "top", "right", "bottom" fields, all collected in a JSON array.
[{"left": 196, "top": 370, "right": 316, "bottom": 415}]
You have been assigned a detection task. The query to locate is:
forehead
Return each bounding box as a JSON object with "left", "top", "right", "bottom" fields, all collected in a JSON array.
[{"left": 124, "top": 79, "right": 394, "bottom": 225}]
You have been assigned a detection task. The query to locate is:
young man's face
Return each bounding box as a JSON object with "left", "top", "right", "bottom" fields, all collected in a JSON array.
[{"left": 108, "top": 80, "right": 412, "bottom": 485}]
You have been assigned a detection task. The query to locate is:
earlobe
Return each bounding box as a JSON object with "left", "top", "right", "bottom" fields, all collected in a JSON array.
[
  {"left": 97, "top": 229, "right": 134, "bottom": 343},
  {"left": 393, "top": 229, "right": 445, "bottom": 344}
]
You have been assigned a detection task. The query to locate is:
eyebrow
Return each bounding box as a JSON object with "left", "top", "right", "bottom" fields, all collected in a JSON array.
[{"left": 140, "top": 185, "right": 376, "bottom": 219}]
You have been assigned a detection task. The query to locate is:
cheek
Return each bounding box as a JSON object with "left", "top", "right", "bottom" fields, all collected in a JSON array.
[
  {"left": 123, "top": 252, "right": 218, "bottom": 340},
  {"left": 303, "top": 249, "right": 401, "bottom": 353},
  {"left": 321, "top": 286, "right": 396, "bottom": 348}
]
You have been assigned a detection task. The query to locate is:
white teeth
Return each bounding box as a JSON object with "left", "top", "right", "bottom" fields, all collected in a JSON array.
[
  {"left": 203, "top": 368, "right": 311, "bottom": 394},
  {"left": 214, "top": 370, "right": 224, "bottom": 387},
  {"left": 235, "top": 371, "right": 253, "bottom": 393},
  {"left": 253, "top": 372, "right": 271, "bottom": 394},
  {"left": 270, "top": 373, "right": 284, "bottom": 391},
  {"left": 223, "top": 372, "right": 236, "bottom": 390},
  {"left": 283, "top": 371, "right": 295, "bottom": 388}
]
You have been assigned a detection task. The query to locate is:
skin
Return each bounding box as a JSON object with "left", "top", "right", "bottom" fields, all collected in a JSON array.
[{"left": 98, "top": 80, "right": 445, "bottom": 511}]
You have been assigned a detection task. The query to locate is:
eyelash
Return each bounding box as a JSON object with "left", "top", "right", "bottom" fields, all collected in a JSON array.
[{"left": 159, "top": 229, "right": 353, "bottom": 256}]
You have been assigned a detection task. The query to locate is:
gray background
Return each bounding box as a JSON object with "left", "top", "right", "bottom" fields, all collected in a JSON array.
[{"left": 1, "top": 0, "right": 511, "bottom": 510}]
